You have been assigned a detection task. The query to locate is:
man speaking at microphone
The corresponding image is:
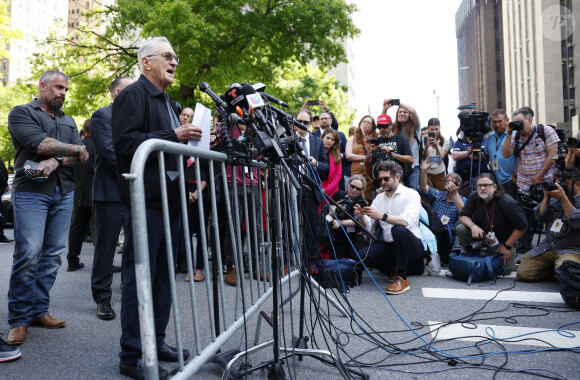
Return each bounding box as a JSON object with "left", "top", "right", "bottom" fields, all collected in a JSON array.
[{"left": 112, "top": 37, "right": 201, "bottom": 380}]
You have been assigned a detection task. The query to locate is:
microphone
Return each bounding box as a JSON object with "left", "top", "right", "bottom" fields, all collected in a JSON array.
[
  {"left": 251, "top": 83, "right": 290, "bottom": 108},
  {"left": 199, "top": 82, "right": 229, "bottom": 110}
]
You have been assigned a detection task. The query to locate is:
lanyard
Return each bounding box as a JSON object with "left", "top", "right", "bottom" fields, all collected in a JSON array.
[
  {"left": 494, "top": 133, "right": 506, "bottom": 159},
  {"left": 483, "top": 199, "right": 496, "bottom": 231}
]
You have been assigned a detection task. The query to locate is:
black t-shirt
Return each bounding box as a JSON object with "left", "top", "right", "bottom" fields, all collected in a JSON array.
[
  {"left": 460, "top": 193, "right": 528, "bottom": 243},
  {"left": 374, "top": 134, "right": 412, "bottom": 157}
]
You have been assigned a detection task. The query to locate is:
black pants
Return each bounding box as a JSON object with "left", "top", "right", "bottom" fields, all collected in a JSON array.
[
  {"left": 358, "top": 225, "right": 424, "bottom": 278},
  {"left": 91, "top": 201, "right": 127, "bottom": 303},
  {"left": 119, "top": 208, "right": 181, "bottom": 365},
  {"left": 66, "top": 205, "right": 92, "bottom": 264}
]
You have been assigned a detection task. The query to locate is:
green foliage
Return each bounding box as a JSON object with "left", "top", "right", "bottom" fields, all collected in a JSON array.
[
  {"left": 0, "top": 0, "right": 22, "bottom": 59},
  {"left": 267, "top": 61, "right": 355, "bottom": 132},
  {"left": 0, "top": 84, "right": 32, "bottom": 164},
  {"left": 28, "top": 0, "right": 359, "bottom": 122}
]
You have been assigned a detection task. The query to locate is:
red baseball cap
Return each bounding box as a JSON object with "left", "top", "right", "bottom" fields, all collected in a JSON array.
[{"left": 376, "top": 114, "right": 392, "bottom": 125}]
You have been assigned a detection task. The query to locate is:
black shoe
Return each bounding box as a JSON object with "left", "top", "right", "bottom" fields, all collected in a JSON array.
[
  {"left": 67, "top": 262, "right": 85, "bottom": 272},
  {"left": 0, "top": 235, "right": 14, "bottom": 244},
  {"left": 97, "top": 299, "right": 116, "bottom": 320},
  {"left": 157, "top": 342, "right": 190, "bottom": 362},
  {"left": 119, "top": 359, "right": 168, "bottom": 380},
  {"left": 0, "top": 336, "right": 22, "bottom": 362},
  {"left": 112, "top": 265, "right": 122, "bottom": 273}
]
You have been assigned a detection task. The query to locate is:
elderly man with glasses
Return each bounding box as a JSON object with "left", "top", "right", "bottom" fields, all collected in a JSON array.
[{"left": 456, "top": 173, "right": 528, "bottom": 275}]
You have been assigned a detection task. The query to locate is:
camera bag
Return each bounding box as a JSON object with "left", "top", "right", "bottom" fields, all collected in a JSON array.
[
  {"left": 555, "top": 260, "right": 580, "bottom": 309},
  {"left": 448, "top": 253, "right": 504, "bottom": 285},
  {"left": 312, "top": 258, "right": 363, "bottom": 289}
]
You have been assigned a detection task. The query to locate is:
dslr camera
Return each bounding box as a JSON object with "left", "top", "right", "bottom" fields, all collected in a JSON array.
[
  {"left": 336, "top": 196, "right": 368, "bottom": 220},
  {"left": 508, "top": 119, "right": 525, "bottom": 131}
]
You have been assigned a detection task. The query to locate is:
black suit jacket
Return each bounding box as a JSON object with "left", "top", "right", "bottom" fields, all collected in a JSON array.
[
  {"left": 73, "top": 135, "right": 95, "bottom": 207},
  {"left": 91, "top": 104, "right": 121, "bottom": 202},
  {"left": 307, "top": 134, "right": 329, "bottom": 203}
]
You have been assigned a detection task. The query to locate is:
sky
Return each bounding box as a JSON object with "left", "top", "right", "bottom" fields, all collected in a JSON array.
[{"left": 350, "top": 0, "right": 464, "bottom": 140}]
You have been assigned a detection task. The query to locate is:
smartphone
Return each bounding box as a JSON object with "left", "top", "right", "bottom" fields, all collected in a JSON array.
[
  {"left": 428, "top": 132, "right": 436, "bottom": 139},
  {"left": 429, "top": 155, "right": 442, "bottom": 163},
  {"left": 389, "top": 99, "right": 400, "bottom": 106},
  {"left": 307, "top": 100, "right": 320, "bottom": 106}
]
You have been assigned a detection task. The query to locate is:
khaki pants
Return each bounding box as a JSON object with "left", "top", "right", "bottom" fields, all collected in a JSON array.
[{"left": 517, "top": 249, "right": 580, "bottom": 282}]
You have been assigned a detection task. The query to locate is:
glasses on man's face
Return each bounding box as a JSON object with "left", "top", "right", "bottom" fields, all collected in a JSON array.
[
  {"left": 378, "top": 124, "right": 391, "bottom": 129},
  {"left": 296, "top": 119, "right": 311, "bottom": 125},
  {"left": 477, "top": 183, "right": 494, "bottom": 189},
  {"left": 378, "top": 176, "right": 391, "bottom": 183},
  {"left": 349, "top": 184, "right": 363, "bottom": 191},
  {"left": 147, "top": 52, "right": 180, "bottom": 64}
]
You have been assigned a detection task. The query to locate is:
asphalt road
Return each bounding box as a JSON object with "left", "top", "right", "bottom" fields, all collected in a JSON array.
[{"left": 1, "top": 228, "right": 579, "bottom": 380}]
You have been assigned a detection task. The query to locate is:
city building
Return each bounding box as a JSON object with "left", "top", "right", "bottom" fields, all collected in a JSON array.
[
  {"left": 0, "top": 0, "right": 68, "bottom": 86},
  {"left": 456, "top": 0, "right": 505, "bottom": 114}
]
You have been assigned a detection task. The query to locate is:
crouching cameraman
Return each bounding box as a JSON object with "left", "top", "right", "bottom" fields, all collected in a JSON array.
[
  {"left": 517, "top": 169, "right": 580, "bottom": 281},
  {"left": 455, "top": 173, "right": 528, "bottom": 275},
  {"left": 325, "top": 174, "right": 370, "bottom": 260}
]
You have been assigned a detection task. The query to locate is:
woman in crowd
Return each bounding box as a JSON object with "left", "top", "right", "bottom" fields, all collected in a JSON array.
[
  {"left": 321, "top": 128, "right": 342, "bottom": 197},
  {"left": 422, "top": 118, "right": 449, "bottom": 191},
  {"left": 345, "top": 115, "right": 378, "bottom": 201},
  {"left": 383, "top": 100, "right": 422, "bottom": 190}
]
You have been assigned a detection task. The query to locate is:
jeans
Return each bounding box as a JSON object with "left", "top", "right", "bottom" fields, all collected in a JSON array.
[
  {"left": 407, "top": 166, "right": 420, "bottom": 192},
  {"left": 8, "top": 186, "right": 74, "bottom": 327}
]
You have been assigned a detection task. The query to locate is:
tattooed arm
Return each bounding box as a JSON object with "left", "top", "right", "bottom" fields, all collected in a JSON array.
[{"left": 36, "top": 137, "right": 89, "bottom": 165}]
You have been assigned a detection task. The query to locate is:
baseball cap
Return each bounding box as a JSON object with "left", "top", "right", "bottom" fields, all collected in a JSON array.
[{"left": 376, "top": 114, "right": 392, "bottom": 125}]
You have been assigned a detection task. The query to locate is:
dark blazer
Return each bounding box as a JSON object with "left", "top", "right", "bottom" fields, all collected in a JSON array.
[
  {"left": 112, "top": 75, "right": 181, "bottom": 209},
  {"left": 91, "top": 104, "right": 121, "bottom": 202},
  {"left": 307, "top": 134, "right": 329, "bottom": 203},
  {"left": 72, "top": 135, "right": 95, "bottom": 208}
]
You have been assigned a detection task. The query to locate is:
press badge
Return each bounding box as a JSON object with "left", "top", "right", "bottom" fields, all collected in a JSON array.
[
  {"left": 492, "top": 160, "right": 499, "bottom": 171},
  {"left": 347, "top": 226, "right": 355, "bottom": 233},
  {"left": 486, "top": 231, "right": 499, "bottom": 246},
  {"left": 550, "top": 219, "right": 563, "bottom": 233},
  {"left": 440, "top": 215, "right": 450, "bottom": 225}
]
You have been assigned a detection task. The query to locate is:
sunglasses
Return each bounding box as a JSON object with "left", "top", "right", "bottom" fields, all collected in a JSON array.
[
  {"left": 349, "top": 184, "right": 363, "bottom": 191},
  {"left": 378, "top": 124, "right": 392, "bottom": 129},
  {"left": 378, "top": 176, "right": 391, "bottom": 182},
  {"left": 296, "top": 119, "right": 311, "bottom": 125}
]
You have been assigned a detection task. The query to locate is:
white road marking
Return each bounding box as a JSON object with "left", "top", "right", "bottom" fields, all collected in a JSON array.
[
  {"left": 428, "top": 321, "right": 580, "bottom": 348},
  {"left": 422, "top": 288, "right": 565, "bottom": 304}
]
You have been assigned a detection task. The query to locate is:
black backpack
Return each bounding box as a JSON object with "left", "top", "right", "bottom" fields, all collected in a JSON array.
[
  {"left": 420, "top": 200, "right": 445, "bottom": 237},
  {"left": 555, "top": 260, "right": 580, "bottom": 309}
]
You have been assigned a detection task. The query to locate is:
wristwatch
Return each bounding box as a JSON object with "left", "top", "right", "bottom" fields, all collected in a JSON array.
[
  {"left": 54, "top": 155, "right": 64, "bottom": 166},
  {"left": 502, "top": 243, "right": 512, "bottom": 250},
  {"left": 382, "top": 213, "right": 388, "bottom": 222}
]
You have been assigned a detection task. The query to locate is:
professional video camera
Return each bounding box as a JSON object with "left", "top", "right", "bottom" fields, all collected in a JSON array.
[{"left": 457, "top": 106, "right": 490, "bottom": 150}]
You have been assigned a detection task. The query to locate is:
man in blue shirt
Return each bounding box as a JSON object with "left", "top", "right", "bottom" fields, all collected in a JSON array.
[{"left": 484, "top": 109, "right": 517, "bottom": 198}]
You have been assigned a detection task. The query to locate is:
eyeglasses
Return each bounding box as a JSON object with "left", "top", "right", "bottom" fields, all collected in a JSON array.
[
  {"left": 378, "top": 176, "right": 391, "bottom": 183},
  {"left": 378, "top": 124, "right": 391, "bottom": 129},
  {"left": 361, "top": 120, "right": 373, "bottom": 125},
  {"left": 146, "top": 52, "right": 180, "bottom": 64},
  {"left": 477, "top": 183, "right": 494, "bottom": 189},
  {"left": 296, "top": 119, "right": 311, "bottom": 125},
  {"left": 349, "top": 184, "right": 363, "bottom": 191}
]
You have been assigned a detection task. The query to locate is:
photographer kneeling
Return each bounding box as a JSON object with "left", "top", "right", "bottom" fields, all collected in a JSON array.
[
  {"left": 455, "top": 174, "right": 528, "bottom": 275},
  {"left": 326, "top": 174, "right": 370, "bottom": 260},
  {"left": 517, "top": 169, "right": 580, "bottom": 281}
]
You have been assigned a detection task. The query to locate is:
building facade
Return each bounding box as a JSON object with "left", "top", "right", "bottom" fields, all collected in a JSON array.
[{"left": 456, "top": 0, "right": 505, "bottom": 114}]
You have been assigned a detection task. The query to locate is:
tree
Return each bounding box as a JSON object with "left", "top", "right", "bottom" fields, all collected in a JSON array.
[
  {"left": 0, "top": 84, "right": 31, "bottom": 164},
  {"left": 29, "top": 0, "right": 359, "bottom": 120},
  {"left": 266, "top": 61, "right": 355, "bottom": 132}
]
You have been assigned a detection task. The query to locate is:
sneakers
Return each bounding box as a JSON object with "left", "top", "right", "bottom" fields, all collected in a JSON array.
[
  {"left": 385, "top": 276, "right": 410, "bottom": 295},
  {"left": 0, "top": 336, "right": 21, "bottom": 362},
  {"left": 0, "top": 235, "right": 14, "bottom": 244},
  {"left": 427, "top": 251, "right": 441, "bottom": 276}
]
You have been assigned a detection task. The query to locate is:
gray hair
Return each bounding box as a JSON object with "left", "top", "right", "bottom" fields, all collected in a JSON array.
[
  {"left": 445, "top": 172, "right": 462, "bottom": 186},
  {"left": 512, "top": 106, "right": 534, "bottom": 120},
  {"left": 138, "top": 37, "right": 172, "bottom": 71},
  {"left": 349, "top": 174, "right": 367, "bottom": 190},
  {"left": 109, "top": 76, "right": 132, "bottom": 98},
  {"left": 39, "top": 70, "right": 70, "bottom": 86}
]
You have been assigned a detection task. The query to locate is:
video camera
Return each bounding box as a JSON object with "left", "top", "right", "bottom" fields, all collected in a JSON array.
[{"left": 457, "top": 106, "right": 490, "bottom": 150}]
